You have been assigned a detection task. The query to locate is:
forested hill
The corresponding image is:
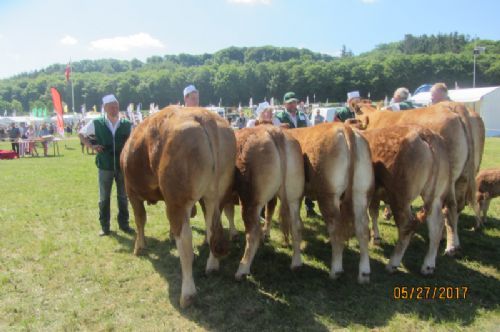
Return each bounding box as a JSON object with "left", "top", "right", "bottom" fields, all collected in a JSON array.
[{"left": 1, "top": 33, "right": 499, "bottom": 113}]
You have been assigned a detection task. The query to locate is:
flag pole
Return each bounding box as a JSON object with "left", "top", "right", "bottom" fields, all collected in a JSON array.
[{"left": 70, "top": 61, "right": 75, "bottom": 113}]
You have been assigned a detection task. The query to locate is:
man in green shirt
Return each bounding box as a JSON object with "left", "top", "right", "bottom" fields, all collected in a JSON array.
[
  {"left": 79, "top": 94, "right": 133, "bottom": 236},
  {"left": 276, "top": 92, "right": 311, "bottom": 128},
  {"left": 335, "top": 91, "right": 361, "bottom": 122}
]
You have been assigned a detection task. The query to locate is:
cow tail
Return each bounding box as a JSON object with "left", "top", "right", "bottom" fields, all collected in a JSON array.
[
  {"left": 341, "top": 125, "right": 357, "bottom": 227},
  {"left": 268, "top": 128, "right": 291, "bottom": 243},
  {"left": 455, "top": 106, "right": 477, "bottom": 209},
  {"left": 418, "top": 129, "right": 440, "bottom": 225},
  {"left": 201, "top": 119, "right": 229, "bottom": 258}
]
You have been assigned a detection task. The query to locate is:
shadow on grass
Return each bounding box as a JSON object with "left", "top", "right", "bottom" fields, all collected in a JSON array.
[{"left": 111, "top": 211, "right": 500, "bottom": 331}]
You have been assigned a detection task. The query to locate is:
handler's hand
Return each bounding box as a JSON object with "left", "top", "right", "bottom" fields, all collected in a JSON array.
[{"left": 93, "top": 145, "right": 104, "bottom": 153}]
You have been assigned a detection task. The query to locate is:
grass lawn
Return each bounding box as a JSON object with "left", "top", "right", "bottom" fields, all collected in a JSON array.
[{"left": 1, "top": 136, "right": 499, "bottom": 331}]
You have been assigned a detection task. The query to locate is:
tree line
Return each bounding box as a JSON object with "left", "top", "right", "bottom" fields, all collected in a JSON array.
[{"left": 0, "top": 33, "right": 499, "bottom": 114}]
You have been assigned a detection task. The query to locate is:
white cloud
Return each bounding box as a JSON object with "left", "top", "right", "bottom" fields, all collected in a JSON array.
[
  {"left": 227, "top": 0, "right": 271, "bottom": 5},
  {"left": 60, "top": 35, "right": 78, "bottom": 45},
  {"left": 90, "top": 33, "right": 165, "bottom": 52},
  {"left": 361, "top": 0, "right": 378, "bottom": 3}
]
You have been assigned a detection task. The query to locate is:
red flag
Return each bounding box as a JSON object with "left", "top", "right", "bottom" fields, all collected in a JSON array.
[
  {"left": 50, "top": 87, "right": 65, "bottom": 136},
  {"left": 65, "top": 62, "right": 71, "bottom": 82}
]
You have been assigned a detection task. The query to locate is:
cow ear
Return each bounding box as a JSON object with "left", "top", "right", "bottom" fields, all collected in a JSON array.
[
  {"left": 354, "top": 105, "right": 363, "bottom": 115},
  {"left": 349, "top": 99, "right": 357, "bottom": 109},
  {"left": 361, "top": 115, "right": 369, "bottom": 129}
]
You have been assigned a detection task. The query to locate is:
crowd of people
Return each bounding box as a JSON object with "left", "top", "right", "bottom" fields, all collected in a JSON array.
[{"left": 1, "top": 121, "right": 63, "bottom": 157}]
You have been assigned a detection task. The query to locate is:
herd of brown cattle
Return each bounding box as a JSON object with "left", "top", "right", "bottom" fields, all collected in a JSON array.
[{"left": 120, "top": 101, "right": 498, "bottom": 307}]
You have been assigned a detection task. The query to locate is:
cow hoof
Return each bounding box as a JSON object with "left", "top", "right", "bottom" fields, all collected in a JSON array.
[
  {"left": 235, "top": 272, "right": 248, "bottom": 281},
  {"left": 386, "top": 265, "right": 398, "bottom": 274},
  {"left": 330, "top": 271, "right": 344, "bottom": 280},
  {"left": 180, "top": 294, "right": 195, "bottom": 309},
  {"left": 372, "top": 237, "right": 382, "bottom": 246},
  {"left": 229, "top": 231, "right": 239, "bottom": 241},
  {"left": 421, "top": 266, "right": 435, "bottom": 276},
  {"left": 134, "top": 247, "right": 145, "bottom": 256},
  {"left": 444, "top": 247, "right": 461, "bottom": 257},
  {"left": 358, "top": 273, "right": 370, "bottom": 284},
  {"left": 206, "top": 267, "right": 219, "bottom": 275}
]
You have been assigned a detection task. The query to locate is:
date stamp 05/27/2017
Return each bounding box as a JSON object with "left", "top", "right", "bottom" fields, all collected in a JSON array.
[{"left": 393, "top": 286, "right": 469, "bottom": 300}]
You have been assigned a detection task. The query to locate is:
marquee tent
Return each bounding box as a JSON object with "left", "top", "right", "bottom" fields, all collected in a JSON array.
[{"left": 411, "top": 86, "right": 500, "bottom": 137}]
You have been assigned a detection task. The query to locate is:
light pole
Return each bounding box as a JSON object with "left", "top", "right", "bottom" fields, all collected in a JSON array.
[{"left": 473, "top": 46, "right": 485, "bottom": 88}]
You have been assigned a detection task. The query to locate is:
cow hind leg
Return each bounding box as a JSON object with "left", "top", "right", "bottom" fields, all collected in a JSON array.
[
  {"left": 169, "top": 206, "right": 196, "bottom": 308},
  {"left": 318, "top": 195, "right": 344, "bottom": 279},
  {"left": 130, "top": 196, "right": 147, "bottom": 256},
  {"left": 223, "top": 202, "right": 238, "bottom": 241},
  {"left": 281, "top": 199, "right": 302, "bottom": 270},
  {"left": 369, "top": 197, "right": 381, "bottom": 245},
  {"left": 262, "top": 196, "right": 278, "bottom": 241},
  {"left": 353, "top": 195, "right": 371, "bottom": 284},
  {"left": 387, "top": 206, "right": 414, "bottom": 273},
  {"left": 443, "top": 189, "right": 461, "bottom": 256},
  {"left": 235, "top": 204, "right": 262, "bottom": 280},
  {"left": 421, "top": 199, "right": 444, "bottom": 275},
  {"left": 481, "top": 199, "right": 491, "bottom": 226},
  {"left": 201, "top": 199, "right": 224, "bottom": 274},
  {"left": 472, "top": 197, "right": 483, "bottom": 230}
]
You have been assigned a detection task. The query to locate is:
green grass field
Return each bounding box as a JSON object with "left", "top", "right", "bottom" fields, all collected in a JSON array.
[{"left": 1, "top": 137, "right": 499, "bottom": 331}]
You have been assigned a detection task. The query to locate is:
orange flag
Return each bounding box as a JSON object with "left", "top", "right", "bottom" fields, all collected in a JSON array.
[{"left": 50, "top": 87, "right": 65, "bottom": 136}]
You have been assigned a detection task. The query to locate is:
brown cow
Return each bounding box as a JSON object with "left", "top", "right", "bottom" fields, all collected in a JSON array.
[
  {"left": 229, "top": 126, "right": 304, "bottom": 279},
  {"left": 288, "top": 123, "right": 374, "bottom": 283},
  {"left": 353, "top": 104, "right": 474, "bottom": 256},
  {"left": 362, "top": 125, "right": 450, "bottom": 275},
  {"left": 433, "top": 101, "right": 485, "bottom": 211},
  {"left": 120, "top": 107, "right": 236, "bottom": 308},
  {"left": 474, "top": 168, "right": 500, "bottom": 227}
]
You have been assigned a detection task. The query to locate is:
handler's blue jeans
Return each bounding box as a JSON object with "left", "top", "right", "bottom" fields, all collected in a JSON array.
[{"left": 98, "top": 169, "right": 129, "bottom": 232}]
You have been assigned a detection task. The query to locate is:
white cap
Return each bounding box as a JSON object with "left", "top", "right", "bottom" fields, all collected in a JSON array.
[
  {"left": 347, "top": 91, "right": 360, "bottom": 100},
  {"left": 183, "top": 85, "right": 198, "bottom": 97},
  {"left": 255, "top": 101, "right": 270, "bottom": 116},
  {"left": 102, "top": 94, "right": 118, "bottom": 105}
]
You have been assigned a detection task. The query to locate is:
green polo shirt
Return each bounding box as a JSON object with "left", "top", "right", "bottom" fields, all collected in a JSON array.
[
  {"left": 276, "top": 110, "right": 308, "bottom": 128},
  {"left": 335, "top": 107, "right": 355, "bottom": 122},
  {"left": 93, "top": 117, "right": 132, "bottom": 171}
]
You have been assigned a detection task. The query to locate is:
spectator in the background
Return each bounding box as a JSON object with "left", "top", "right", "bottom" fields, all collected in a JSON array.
[
  {"left": 20, "top": 122, "right": 27, "bottom": 139},
  {"left": 48, "top": 123, "right": 55, "bottom": 135},
  {"left": 235, "top": 110, "right": 248, "bottom": 129},
  {"left": 183, "top": 85, "right": 199, "bottom": 107},
  {"left": 431, "top": 82, "right": 451, "bottom": 104},
  {"left": 334, "top": 91, "right": 361, "bottom": 122},
  {"left": 276, "top": 92, "right": 311, "bottom": 128},
  {"left": 7, "top": 122, "right": 20, "bottom": 156},
  {"left": 386, "top": 87, "right": 415, "bottom": 111},
  {"left": 313, "top": 109, "right": 325, "bottom": 125},
  {"left": 39, "top": 123, "right": 50, "bottom": 157},
  {"left": 26, "top": 124, "right": 39, "bottom": 157},
  {"left": 246, "top": 102, "right": 281, "bottom": 127}
]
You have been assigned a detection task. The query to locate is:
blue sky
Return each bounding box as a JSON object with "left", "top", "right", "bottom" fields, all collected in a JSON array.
[{"left": 0, "top": 0, "right": 499, "bottom": 78}]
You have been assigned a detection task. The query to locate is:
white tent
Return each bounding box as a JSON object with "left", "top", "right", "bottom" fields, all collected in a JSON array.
[
  {"left": 411, "top": 86, "right": 500, "bottom": 137},
  {"left": 0, "top": 116, "right": 46, "bottom": 126},
  {"left": 50, "top": 114, "right": 82, "bottom": 124}
]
